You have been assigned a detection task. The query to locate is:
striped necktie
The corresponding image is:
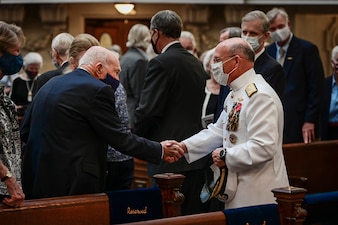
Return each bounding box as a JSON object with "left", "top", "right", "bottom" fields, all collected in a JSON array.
[{"left": 278, "top": 47, "right": 285, "bottom": 65}]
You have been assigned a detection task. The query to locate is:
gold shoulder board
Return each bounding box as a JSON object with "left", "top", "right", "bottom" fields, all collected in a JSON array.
[{"left": 245, "top": 83, "right": 258, "bottom": 97}]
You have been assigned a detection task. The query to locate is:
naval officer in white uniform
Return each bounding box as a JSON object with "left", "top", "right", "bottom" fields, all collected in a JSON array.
[{"left": 179, "top": 37, "right": 289, "bottom": 209}]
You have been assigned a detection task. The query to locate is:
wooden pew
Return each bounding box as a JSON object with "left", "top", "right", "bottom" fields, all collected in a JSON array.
[
  {"left": 0, "top": 193, "right": 110, "bottom": 225},
  {"left": 0, "top": 173, "right": 184, "bottom": 225},
  {"left": 126, "top": 186, "right": 308, "bottom": 225},
  {"left": 283, "top": 140, "right": 338, "bottom": 225},
  {"left": 283, "top": 140, "right": 338, "bottom": 193},
  {"left": 2, "top": 140, "right": 336, "bottom": 225}
]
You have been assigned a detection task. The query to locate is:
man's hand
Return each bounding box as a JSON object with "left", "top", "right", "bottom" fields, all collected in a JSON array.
[
  {"left": 212, "top": 148, "right": 226, "bottom": 168},
  {"left": 161, "top": 140, "right": 185, "bottom": 163},
  {"left": 3, "top": 177, "right": 25, "bottom": 208},
  {"left": 302, "top": 122, "right": 315, "bottom": 143}
]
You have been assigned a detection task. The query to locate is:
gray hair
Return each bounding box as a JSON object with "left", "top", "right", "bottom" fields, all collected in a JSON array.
[
  {"left": 228, "top": 39, "right": 255, "bottom": 63},
  {"left": 220, "top": 27, "right": 242, "bottom": 38},
  {"left": 150, "top": 10, "right": 182, "bottom": 39},
  {"left": 180, "top": 31, "right": 196, "bottom": 48},
  {"left": 266, "top": 7, "right": 289, "bottom": 23},
  {"left": 126, "top": 24, "right": 151, "bottom": 49},
  {"left": 51, "top": 32, "right": 74, "bottom": 57},
  {"left": 23, "top": 52, "right": 43, "bottom": 68},
  {"left": 332, "top": 45, "right": 338, "bottom": 60},
  {"left": 242, "top": 10, "right": 270, "bottom": 33}
]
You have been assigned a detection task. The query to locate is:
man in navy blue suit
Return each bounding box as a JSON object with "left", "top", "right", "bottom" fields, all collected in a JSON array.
[
  {"left": 20, "top": 46, "right": 184, "bottom": 199},
  {"left": 266, "top": 7, "right": 325, "bottom": 144},
  {"left": 216, "top": 10, "right": 285, "bottom": 121}
]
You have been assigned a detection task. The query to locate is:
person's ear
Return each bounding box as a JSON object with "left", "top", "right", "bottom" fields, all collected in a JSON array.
[{"left": 69, "top": 57, "right": 76, "bottom": 70}]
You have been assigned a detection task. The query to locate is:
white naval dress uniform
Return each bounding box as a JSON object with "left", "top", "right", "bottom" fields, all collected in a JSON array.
[{"left": 183, "top": 68, "right": 289, "bottom": 209}]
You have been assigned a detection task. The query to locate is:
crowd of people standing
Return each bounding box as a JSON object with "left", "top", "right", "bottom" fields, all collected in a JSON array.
[{"left": 0, "top": 6, "right": 335, "bottom": 217}]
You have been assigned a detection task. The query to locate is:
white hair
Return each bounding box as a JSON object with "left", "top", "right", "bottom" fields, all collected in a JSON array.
[
  {"left": 79, "top": 46, "right": 113, "bottom": 68},
  {"left": 51, "top": 32, "right": 74, "bottom": 57},
  {"left": 332, "top": 45, "right": 338, "bottom": 60},
  {"left": 180, "top": 31, "right": 196, "bottom": 48},
  {"left": 23, "top": 52, "right": 43, "bottom": 68},
  {"left": 203, "top": 48, "right": 215, "bottom": 72}
]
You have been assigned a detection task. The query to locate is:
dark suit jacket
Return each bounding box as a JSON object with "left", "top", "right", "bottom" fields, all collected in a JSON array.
[
  {"left": 32, "top": 61, "right": 69, "bottom": 96},
  {"left": 119, "top": 47, "right": 148, "bottom": 129},
  {"left": 215, "top": 49, "right": 285, "bottom": 120},
  {"left": 20, "top": 68, "right": 162, "bottom": 199},
  {"left": 134, "top": 42, "right": 207, "bottom": 174},
  {"left": 321, "top": 75, "right": 333, "bottom": 140},
  {"left": 266, "top": 35, "right": 325, "bottom": 143}
]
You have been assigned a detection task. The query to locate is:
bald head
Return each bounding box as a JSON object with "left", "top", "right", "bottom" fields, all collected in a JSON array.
[
  {"left": 79, "top": 46, "right": 121, "bottom": 80},
  {"left": 216, "top": 38, "right": 255, "bottom": 63},
  {"left": 214, "top": 38, "right": 255, "bottom": 84}
]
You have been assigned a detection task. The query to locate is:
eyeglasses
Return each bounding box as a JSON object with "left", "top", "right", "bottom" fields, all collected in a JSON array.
[{"left": 213, "top": 55, "right": 235, "bottom": 63}]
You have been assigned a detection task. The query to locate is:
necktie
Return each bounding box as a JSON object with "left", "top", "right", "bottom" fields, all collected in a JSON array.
[{"left": 278, "top": 47, "right": 285, "bottom": 65}]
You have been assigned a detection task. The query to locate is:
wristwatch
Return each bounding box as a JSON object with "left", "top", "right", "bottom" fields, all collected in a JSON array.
[
  {"left": 1, "top": 171, "right": 12, "bottom": 182},
  {"left": 219, "top": 148, "right": 227, "bottom": 162}
]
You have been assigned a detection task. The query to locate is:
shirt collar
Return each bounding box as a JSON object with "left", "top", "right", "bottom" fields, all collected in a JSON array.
[
  {"left": 255, "top": 48, "right": 265, "bottom": 60},
  {"left": 229, "top": 68, "right": 256, "bottom": 92},
  {"left": 162, "top": 41, "right": 180, "bottom": 53},
  {"left": 332, "top": 75, "right": 337, "bottom": 88}
]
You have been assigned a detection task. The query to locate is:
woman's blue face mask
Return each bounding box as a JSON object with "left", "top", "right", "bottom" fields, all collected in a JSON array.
[{"left": 0, "top": 51, "right": 23, "bottom": 75}]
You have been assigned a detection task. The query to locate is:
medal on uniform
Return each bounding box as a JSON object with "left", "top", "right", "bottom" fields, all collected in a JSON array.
[
  {"left": 226, "top": 102, "right": 242, "bottom": 131},
  {"left": 229, "top": 134, "right": 238, "bottom": 144}
]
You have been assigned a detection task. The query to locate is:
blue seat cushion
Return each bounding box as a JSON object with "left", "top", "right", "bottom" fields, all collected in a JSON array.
[
  {"left": 105, "top": 187, "right": 163, "bottom": 224},
  {"left": 304, "top": 191, "right": 338, "bottom": 206},
  {"left": 223, "top": 204, "right": 280, "bottom": 225}
]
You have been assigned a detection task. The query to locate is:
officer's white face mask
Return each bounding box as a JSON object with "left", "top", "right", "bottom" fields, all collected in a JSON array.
[{"left": 211, "top": 56, "right": 237, "bottom": 86}]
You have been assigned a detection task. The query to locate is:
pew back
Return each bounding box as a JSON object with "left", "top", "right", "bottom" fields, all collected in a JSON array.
[
  {"left": 0, "top": 193, "right": 110, "bottom": 225},
  {"left": 126, "top": 211, "right": 225, "bottom": 225},
  {"left": 283, "top": 140, "right": 338, "bottom": 193},
  {"left": 0, "top": 173, "right": 184, "bottom": 225}
]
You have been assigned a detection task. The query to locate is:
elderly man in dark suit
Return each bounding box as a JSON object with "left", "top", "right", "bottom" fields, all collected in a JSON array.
[
  {"left": 20, "top": 46, "right": 184, "bottom": 200},
  {"left": 266, "top": 7, "right": 325, "bottom": 144},
  {"left": 134, "top": 10, "right": 207, "bottom": 215},
  {"left": 215, "top": 10, "right": 285, "bottom": 121}
]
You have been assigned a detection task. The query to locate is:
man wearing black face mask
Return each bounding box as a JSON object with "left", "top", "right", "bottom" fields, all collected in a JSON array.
[
  {"left": 20, "top": 46, "right": 184, "bottom": 199},
  {"left": 134, "top": 10, "right": 208, "bottom": 215},
  {"left": 10, "top": 52, "right": 43, "bottom": 117}
]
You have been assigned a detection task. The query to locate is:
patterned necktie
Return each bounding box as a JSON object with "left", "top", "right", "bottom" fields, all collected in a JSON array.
[{"left": 278, "top": 47, "right": 285, "bottom": 65}]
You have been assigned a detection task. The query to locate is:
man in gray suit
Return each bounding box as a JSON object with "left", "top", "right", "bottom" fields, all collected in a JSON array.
[{"left": 119, "top": 24, "right": 151, "bottom": 131}]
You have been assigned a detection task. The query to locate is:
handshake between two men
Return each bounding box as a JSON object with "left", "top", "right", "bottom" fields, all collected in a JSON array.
[
  {"left": 161, "top": 140, "right": 188, "bottom": 163},
  {"left": 161, "top": 140, "right": 227, "bottom": 169}
]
